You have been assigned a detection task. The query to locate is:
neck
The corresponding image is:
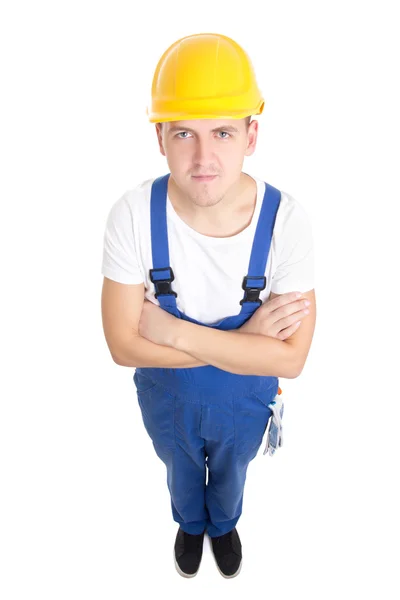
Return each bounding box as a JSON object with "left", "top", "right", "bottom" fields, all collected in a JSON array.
[{"left": 168, "top": 172, "right": 257, "bottom": 238}]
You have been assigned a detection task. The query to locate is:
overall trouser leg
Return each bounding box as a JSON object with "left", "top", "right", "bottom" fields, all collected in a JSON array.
[
  {"left": 202, "top": 387, "right": 275, "bottom": 538},
  {"left": 205, "top": 449, "right": 253, "bottom": 538},
  {"left": 134, "top": 371, "right": 209, "bottom": 535},
  {"left": 169, "top": 397, "right": 209, "bottom": 535}
]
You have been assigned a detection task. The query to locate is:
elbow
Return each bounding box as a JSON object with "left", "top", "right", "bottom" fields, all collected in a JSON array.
[
  {"left": 283, "top": 343, "right": 305, "bottom": 379},
  {"left": 112, "top": 354, "right": 124, "bottom": 366},
  {"left": 259, "top": 364, "right": 301, "bottom": 379},
  {"left": 287, "top": 367, "right": 302, "bottom": 379},
  {"left": 109, "top": 337, "right": 140, "bottom": 367},
  {"left": 112, "top": 351, "right": 136, "bottom": 367},
  {"left": 110, "top": 349, "right": 125, "bottom": 366},
  {"left": 106, "top": 343, "right": 126, "bottom": 366},
  {"left": 110, "top": 347, "right": 132, "bottom": 367},
  {"left": 113, "top": 356, "right": 137, "bottom": 367},
  {"left": 280, "top": 352, "right": 304, "bottom": 379},
  {"left": 288, "top": 360, "right": 305, "bottom": 379}
]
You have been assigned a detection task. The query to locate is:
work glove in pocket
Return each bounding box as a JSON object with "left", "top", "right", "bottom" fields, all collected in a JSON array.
[{"left": 263, "top": 387, "right": 284, "bottom": 456}]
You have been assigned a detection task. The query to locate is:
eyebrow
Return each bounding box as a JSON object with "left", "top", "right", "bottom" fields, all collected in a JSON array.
[{"left": 168, "top": 125, "right": 240, "bottom": 134}]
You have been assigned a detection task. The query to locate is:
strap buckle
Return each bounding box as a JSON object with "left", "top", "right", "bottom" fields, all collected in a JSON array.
[
  {"left": 239, "top": 275, "right": 266, "bottom": 306},
  {"left": 149, "top": 267, "right": 177, "bottom": 299}
]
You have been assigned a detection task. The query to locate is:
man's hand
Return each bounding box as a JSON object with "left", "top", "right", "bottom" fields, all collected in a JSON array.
[
  {"left": 138, "top": 299, "right": 179, "bottom": 346},
  {"left": 238, "top": 292, "right": 310, "bottom": 340},
  {"left": 139, "top": 291, "right": 310, "bottom": 347},
  {"left": 137, "top": 295, "right": 303, "bottom": 377}
]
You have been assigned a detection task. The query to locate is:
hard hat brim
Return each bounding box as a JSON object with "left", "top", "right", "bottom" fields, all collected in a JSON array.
[{"left": 147, "top": 101, "right": 265, "bottom": 123}]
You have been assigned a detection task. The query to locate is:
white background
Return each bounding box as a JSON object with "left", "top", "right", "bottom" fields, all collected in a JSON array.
[{"left": 1, "top": 1, "right": 399, "bottom": 598}]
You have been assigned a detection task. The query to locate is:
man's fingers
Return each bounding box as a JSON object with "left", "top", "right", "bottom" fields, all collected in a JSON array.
[
  {"left": 276, "top": 291, "right": 303, "bottom": 304},
  {"left": 277, "top": 320, "right": 302, "bottom": 340},
  {"left": 265, "top": 292, "right": 304, "bottom": 311}
]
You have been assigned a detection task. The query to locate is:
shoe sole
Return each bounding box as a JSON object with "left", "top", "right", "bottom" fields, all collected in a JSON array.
[
  {"left": 209, "top": 534, "right": 242, "bottom": 578},
  {"left": 211, "top": 551, "right": 242, "bottom": 579},
  {"left": 173, "top": 548, "right": 202, "bottom": 578}
]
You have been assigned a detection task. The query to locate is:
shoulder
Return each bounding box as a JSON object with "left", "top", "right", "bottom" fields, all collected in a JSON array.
[
  {"left": 120, "top": 177, "right": 155, "bottom": 209},
  {"left": 278, "top": 189, "right": 311, "bottom": 223},
  {"left": 272, "top": 189, "right": 313, "bottom": 244},
  {"left": 250, "top": 173, "right": 311, "bottom": 227},
  {"left": 107, "top": 177, "right": 158, "bottom": 221}
]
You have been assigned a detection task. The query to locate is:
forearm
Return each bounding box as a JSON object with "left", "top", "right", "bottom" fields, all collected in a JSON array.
[
  {"left": 172, "top": 320, "right": 298, "bottom": 378},
  {"left": 114, "top": 333, "right": 208, "bottom": 368}
]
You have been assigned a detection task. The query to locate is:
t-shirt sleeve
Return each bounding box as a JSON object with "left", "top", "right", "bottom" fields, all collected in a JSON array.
[
  {"left": 270, "top": 195, "right": 315, "bottom": 294},
  {"left": 101, "top": 193, "right": 145, "bottom": 284}
]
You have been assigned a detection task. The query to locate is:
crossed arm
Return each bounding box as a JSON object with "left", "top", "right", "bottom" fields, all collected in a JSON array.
[
  {"left": 102, "top": 278, "right": 315, "bottom": 378},
  {"left": 162, "top": 315, "right": 297, "bottom": 377},
  {"left": 113, "top": 297, "right": 299, "bottom": 379}
]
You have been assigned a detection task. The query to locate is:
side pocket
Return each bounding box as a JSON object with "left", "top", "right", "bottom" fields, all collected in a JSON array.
[
  {"left": 133, "top": 370, "right": 158, "bottom": 394},
  {"left": 251, "top": 378, "right": 279, "bottom": 406},
  {"left": 134, "top": 374, "right": 176, "bottom": 456},
  {"left": 234, "top": 392, "right": 273, "bottom": 457}
]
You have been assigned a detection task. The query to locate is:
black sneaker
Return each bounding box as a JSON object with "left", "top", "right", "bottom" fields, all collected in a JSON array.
[
  {"left": 210, "top": 527, "right": 242, "bottom": 578},
  {"left": 174, "top": 527, "right": 205, "bottom": 578}
]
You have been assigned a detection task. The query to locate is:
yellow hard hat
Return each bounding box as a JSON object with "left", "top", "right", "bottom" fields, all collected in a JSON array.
[{"left": 147, "top": 33, "right": 265, "bottom": 123}]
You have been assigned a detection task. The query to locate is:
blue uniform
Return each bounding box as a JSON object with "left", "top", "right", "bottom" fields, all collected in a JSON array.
[{"left": 134, "top": 173, "right": 281, "bottom": 538}]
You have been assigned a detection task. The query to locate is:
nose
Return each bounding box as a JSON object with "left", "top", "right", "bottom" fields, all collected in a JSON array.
[{"left": 192, "top": 137, "right": 215, "bottom": 166}]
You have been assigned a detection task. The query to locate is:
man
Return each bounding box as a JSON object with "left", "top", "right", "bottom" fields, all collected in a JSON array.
[{"left": 101, "top": 33, "right": 316, "bottom": 579}]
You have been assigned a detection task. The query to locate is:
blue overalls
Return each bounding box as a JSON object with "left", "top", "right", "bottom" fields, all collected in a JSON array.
[{"left": 133, "top": 173, "right": 282, "bottom": 538}]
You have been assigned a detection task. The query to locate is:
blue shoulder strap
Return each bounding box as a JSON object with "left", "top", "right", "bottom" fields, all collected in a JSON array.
[{"left": 149, "top": 173, "right": 281, "bottom": 315}]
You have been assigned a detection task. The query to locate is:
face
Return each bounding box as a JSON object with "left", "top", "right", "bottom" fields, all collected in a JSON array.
[{"left": 155, "top": 118, "right": 258, "bottom": 208}]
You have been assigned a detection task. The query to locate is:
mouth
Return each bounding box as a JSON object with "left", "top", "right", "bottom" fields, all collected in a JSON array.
[{"left": 191, "top": 175, "right": 218, "bottom": 182}]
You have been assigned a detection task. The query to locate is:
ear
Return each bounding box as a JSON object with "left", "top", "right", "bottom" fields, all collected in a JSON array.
[
  {"left": 155, "top": 123, "right": 166, "bottom": 157},
  {"left": 244, "top": 119, "right": 258, "bottom": 157}
]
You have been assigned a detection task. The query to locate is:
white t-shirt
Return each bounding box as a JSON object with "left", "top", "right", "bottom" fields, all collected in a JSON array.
[{"left": 101, "top": 173, "right": 314, "bottom": 326}]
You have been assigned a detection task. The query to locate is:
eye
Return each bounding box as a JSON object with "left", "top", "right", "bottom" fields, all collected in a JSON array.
[{"left": 175, "top": 131, "right": 231, "bottom": 139}]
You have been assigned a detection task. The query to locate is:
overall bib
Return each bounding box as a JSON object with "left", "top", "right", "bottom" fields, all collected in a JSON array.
[{"left": 134, "top": 173, "right": 282, "bottom": 538}]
